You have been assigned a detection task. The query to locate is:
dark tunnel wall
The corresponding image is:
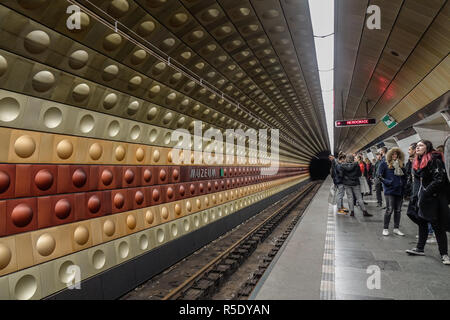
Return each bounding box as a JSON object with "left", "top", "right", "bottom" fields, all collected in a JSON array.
[{"left": 309, "top": 151, "right": 332, "bottom": 180}]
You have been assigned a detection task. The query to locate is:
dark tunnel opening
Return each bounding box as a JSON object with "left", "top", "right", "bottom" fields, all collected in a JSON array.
[{"left": 309, "top": 151, "right": 332, "bottom": 180}]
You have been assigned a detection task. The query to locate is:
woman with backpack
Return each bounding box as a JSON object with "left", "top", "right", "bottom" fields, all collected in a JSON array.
[{"left": 406, "top": 140, "right": 450, "bottom": 265}]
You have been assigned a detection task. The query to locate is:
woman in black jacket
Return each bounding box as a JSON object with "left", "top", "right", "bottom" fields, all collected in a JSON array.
[{"left": 406, "top": 140, "right": 450, "bottom": 265}]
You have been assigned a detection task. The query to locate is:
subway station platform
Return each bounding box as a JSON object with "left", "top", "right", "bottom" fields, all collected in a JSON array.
[{"left": 251, "top": 177, "right": 450, "bottom": 300}]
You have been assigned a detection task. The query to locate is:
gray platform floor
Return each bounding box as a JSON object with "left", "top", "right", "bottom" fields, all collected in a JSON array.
[{"left": 252, "top": 176, "right": 450, "bottom": 300}]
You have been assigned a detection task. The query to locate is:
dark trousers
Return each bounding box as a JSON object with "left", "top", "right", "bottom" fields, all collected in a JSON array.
[
  {"left": 375, "top": 180, "right": 383, "bottom": 205},
  {"left": 367, "top": 178, "right": 372, "bottom": 195},
  {"left": 384, "top": 195, "right": 402, "bottom": 229},
  {"left": 417, "top": 219, "right": 448, "bottom": 256}
]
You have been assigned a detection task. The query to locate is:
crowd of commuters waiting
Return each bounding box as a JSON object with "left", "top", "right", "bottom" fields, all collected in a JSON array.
[{"left": 329, "top": 137, "right": 450, "bottom": 265}]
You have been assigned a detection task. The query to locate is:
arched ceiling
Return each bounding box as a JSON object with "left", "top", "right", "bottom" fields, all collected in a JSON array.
[
  {"left": 0, "top": 0, "right": 330, "bottom": 164},
  {"left": 334, "top": 0, "right": 449, "bottom": 154}
]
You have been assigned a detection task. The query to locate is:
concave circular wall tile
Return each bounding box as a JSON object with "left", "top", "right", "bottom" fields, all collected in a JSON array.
[
  {"left": 118, "top": 241, "right": 129, "bottom": 258},
  {"left": 32, "top": 70, "right": 55, "bottom": 92},
  {"left": 156, "top": 228, "right": 165, "bottom": 243},
  {"left": 92, "top": 250, "right": 105, "bottom": 269},
  {"left": 43, "top": 107, "right": 62, "bottom": 129},
  {"left": 79, "top": 114, "right": 95, "bottom": 133},
  {"left": 58, "top": 261, "right": 76, "bottom": 284},
  {"left": 14, "top": 135, "right": 36, "bottom": 158},
  {"left": 69, "top": 50, "right": 89, "bottom": 69},
  {"left": 107, "top": 120, "right": 120, "bottom": 137},
  {"left": 128, "top": 123, "right": 141, "bottom": 140},
  {"left": 0, "top": 97, "right": 20, "bottom": 122},
  {"left": 14, "top": 275, "right": 37, "bottom": 300},
  {"left": 139, "top": 235, "right": 148, "bottom": 250},
  {"left": 24, "top": 30, "right": 50, "bottom": 54}
]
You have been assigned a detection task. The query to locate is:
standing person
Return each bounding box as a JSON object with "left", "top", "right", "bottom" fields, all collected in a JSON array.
[
  {"left": 376, "top": 147, "right": 388, "bottom": 209},
  {"left": 378, "top": 148, "right": 407, "bottom": 236},
  {"left": 445, "top": 136, "right": 450, "bottom": 182},
  {"left": 337, "top": 154, "right": 373, "bottom": 217},
  {"left": 365, "top": 158, "right": 373, "bottom": 195},
  {"left": 374, "top": 152, "right": 384, "bottom": 207},
  {"left": 406, "top": 140, "right": 450, "bottom": 265},
  {"left": 404, "top": 142, "right": 417, "bottom": 201},
  {"left": 335, "top": 153, "right": 349, "bottom": 214},
  {"left": 357, "top": 155, "right": 370, "bottom": 202}
]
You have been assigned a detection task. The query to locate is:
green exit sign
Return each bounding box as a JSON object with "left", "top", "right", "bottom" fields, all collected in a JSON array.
[{"left": 381, "top": 114, "right": 397, "bottom": 129}]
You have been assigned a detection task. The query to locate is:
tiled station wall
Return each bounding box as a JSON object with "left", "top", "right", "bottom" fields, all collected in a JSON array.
[{"left": 0, "top": 2, "right": 309, "bottom": 300}]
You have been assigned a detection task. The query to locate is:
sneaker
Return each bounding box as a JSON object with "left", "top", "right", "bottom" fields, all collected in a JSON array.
[
  {"left": 350, "top": 211, "right": 355, "bottom": 217},
  {"left": 406, "top": 248, "right": 425, "bottom": 256},
  {"left": 393, "top": 229, "right": 405, "bottom": 236},
  {"left": 442, "top": 255, "right": 450, "bottom": 265},
  {"left": 336, "top": 209, "right": 347, "bottom": 215},
  {"left": 363, "top": 210, "right": 373, "bottom": 217},
  {"left": 342, "top": 208, "right": 349, "bottom": 213},
  {"left": 382, "top": 229, "right": 389, "bottom": 236}
]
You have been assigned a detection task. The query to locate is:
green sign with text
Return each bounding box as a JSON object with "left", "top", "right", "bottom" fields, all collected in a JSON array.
[{"left": 381, "top": 114, "right": 397, "bottom": 129}]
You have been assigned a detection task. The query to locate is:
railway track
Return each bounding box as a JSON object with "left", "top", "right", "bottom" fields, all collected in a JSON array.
[{"left": 121, "top": 182, "right": 321, "bottom": 300}]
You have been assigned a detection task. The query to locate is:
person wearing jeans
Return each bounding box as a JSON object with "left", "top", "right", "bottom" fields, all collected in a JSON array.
[
  {"left": 337, "top": 154, "right": 373, "bottom": 217},
  {"left": 378, "top": 148, "right": 407, "bottom": 236},
  {"left": 406, "top": 140, "right": 450, "bottom": 265}
]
